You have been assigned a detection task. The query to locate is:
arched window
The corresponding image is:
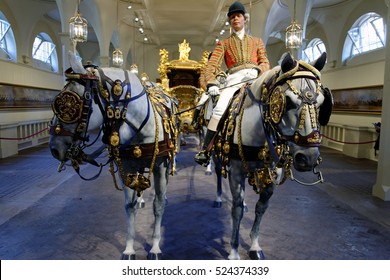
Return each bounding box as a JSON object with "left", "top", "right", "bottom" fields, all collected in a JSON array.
[
  {"left": 32, "top": 32, "right": 58, "bottom": 72},
  {"left": 0, "top": 12, "right": 17, "bottom": 62},
  {"left": 342, "top": 12, "right": 385, "bottom": 62},
  {"left": 303, "top": 38, "right": 326, "bottom": 63}
]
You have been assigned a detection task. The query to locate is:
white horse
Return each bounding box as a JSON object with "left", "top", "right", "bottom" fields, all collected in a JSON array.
[
  {"left": 49, "top": 52, "right": 177, "bottom": 260},
  {"left": 214, "top": 52, "right": 332, "bottom": 260}
]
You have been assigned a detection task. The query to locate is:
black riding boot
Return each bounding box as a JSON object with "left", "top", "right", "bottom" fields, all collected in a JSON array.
[
  {"left": 194, "top": 129, "right": 216, "bottom": 166},
  {"left": 191, "top": 109, "right": 200, "bottom": 127}
]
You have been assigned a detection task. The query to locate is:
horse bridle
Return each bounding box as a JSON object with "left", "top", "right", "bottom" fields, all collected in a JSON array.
[
  {"left": 259, "top": 66, "right": 325, "bottom": 187},
  {"left": 50, "top": 69, "right": 107, "bottom": 177},
  {"left": 50, "top": 67, "right": 159, "bottom": 192}
]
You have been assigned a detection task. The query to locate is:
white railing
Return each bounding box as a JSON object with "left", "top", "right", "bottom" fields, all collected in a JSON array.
[
  {"left": 321, "top": 122, "right": 379, "bottom": 161},
  {"left": 0, "top": 119, "right": 50, "bottom": 158},
  {"left": 17, "top": 120, "right": 51, "bottom": 150}
]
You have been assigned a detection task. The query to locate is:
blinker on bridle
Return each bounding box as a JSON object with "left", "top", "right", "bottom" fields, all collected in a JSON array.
[{"left": 50, "top": 69, "right": 99, "bottom": 141}]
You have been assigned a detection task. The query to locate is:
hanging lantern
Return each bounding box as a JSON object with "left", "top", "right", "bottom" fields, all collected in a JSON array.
[
  {"left": 130, "top": 64, "right": 139, "bottom": 75},
  {"left": 112, "top": 49, "right": 124, "bottom": 67},
  {"left": 285, "top": 0, "right": 302, "bottom": 49},
  {"left": 285, "top": 20, "right": 302, "bottom": 49},
  {"left": 69, "top": 3, "right": 88, "bottom": 43}
]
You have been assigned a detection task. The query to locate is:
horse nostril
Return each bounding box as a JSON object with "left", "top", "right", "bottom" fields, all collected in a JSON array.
[
  {"left": 295, "top": 153, "right": 307, "bottom": 164},
  {"left": 294, "top": 152, "right": 310, "bottom": 172}
]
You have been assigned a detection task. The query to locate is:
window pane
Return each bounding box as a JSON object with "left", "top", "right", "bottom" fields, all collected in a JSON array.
[
  {"left": 344, "top": 13, "right": 385, "bottom": 61},
  {"left": 33, "top": 36, "right": 55, "bottom": 63},
  {"left": 303, "top": 39, "right": 326, "bottom": 62},
  {"left": 0, "top": 13, "right": 17, "bottom": 61},
  {"left": 32, "top": 33, "right": 58, "bottom": 71}
]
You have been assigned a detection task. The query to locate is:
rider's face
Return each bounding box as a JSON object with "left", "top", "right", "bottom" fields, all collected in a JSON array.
[{"left": 229, "top": 13, "right": 245, "bottom": 32}]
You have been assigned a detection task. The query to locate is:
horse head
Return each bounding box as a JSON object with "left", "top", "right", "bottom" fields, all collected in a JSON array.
[
  {"left": 262, "top": 52, "right": 333, "bottom": 174},
  {"left": 49, "top": 52, "right": 103, "bottom": 170}
]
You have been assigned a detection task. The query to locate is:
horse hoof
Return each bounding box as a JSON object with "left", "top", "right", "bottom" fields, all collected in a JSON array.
[
  {"left": 121, "top": 253, "right": 136, "bottom": 260},
  {"left": 205, "top": 171, "right": 212, "bottom": 176},
  {"left": 147, "top": 252, "right": 163, "bottom": 260},
  {"left": 248, "top": 250, "right": 265, "bottom": 260},
  {"left": 137, "top": 201, "right": 145, "bottom": 209},
  {"left": 213, "top": 201, "right": 222, "bottom": 208}
]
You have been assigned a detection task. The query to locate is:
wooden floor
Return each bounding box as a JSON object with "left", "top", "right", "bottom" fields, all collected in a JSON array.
[{"left": 0, "top": 135, "right": 389, "bottom": 260}]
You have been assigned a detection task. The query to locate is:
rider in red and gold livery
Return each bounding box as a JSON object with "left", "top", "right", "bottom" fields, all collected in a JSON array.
[{"left": 194, "top": 1, "right": 270, "bottom": 165}]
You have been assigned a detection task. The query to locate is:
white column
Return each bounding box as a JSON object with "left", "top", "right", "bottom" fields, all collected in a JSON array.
[
  {"left": 55, "top": 0, "right": 78, "bottom": 73},
  {"left": 59, "top": 33, "right": 71, "bottom": 73},
  {"left": 372, "top": 0, "right": 390, "bottom": 200}
]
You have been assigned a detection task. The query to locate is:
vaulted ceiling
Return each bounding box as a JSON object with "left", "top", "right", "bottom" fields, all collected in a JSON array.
[
  {"left": 117, "top": 0, "right": 348, "bottom": 47},
  {"left": 23, "top": 0, "right": 349, "bottom": 48}
]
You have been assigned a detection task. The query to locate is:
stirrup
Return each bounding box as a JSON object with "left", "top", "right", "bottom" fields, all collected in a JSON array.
[{"left": 194, "top": 150, "right": 210, "bottom": 166}]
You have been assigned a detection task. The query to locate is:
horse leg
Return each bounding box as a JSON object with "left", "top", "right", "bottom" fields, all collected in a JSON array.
[
  {"left": 248, "top": 185, "right": 275, "bottom": 260},
  {"left": 213, "top": 158, "right": 223, "bottom": 208},
  {"left": 136, "top": 168, "right": 146, "bottom": 208},
  {"left": 243, "top": 200, "right": 248, "bottom": 213},
  {"left": 171, "top": 154, "right": 178, "bottom": 175},
  {"left": 147, "top": 158, "right": 169, "bottom": 260},
  {"left": 122, "top": 187, "right": 139, "bottom": 260},
  {"left": 205, "top": 161, "right": 212, "bottom": 175},
  {"left": 136, "top": 193, "right": 145, "bottom": 209},
  {"left": 227, "top": 161, "right": 246, "bottom": 260}
]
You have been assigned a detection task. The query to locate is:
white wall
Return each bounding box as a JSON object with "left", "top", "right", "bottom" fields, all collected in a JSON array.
[
  {"left": 321, "top": 59, "right": 384, "bottom": 127},
  {"left": 0, "top": 60, "right": 64, "bottom": 90}
]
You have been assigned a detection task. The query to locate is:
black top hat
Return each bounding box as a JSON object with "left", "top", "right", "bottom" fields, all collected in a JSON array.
[{"left": 227, "top": 1, "right": 246, "bottom": 17}]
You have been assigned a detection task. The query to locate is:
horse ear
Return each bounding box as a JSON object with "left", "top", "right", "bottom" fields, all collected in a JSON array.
[
  {"left": 68, "top": 50, "right": 87, "bottom": 74},
  {"left": 311, "top": 52, "right": 327, "bottom": 72},
  {"left": 280, "top": 52, "right": 296, "bottom": 73},
  {"left": 318, "top": 86, "right": 333, "bottom": 126}
]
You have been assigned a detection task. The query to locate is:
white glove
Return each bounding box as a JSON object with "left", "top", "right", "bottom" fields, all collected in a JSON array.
[
  {"left": 208, "top": 86, "right": 220, "bottom": 96},
  {"left": 243, "top": 68, "right": 259, "bottom": 80}
]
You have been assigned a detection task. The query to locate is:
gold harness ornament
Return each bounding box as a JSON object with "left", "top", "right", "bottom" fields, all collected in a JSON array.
[
  {"left": 52, "top": 90, "right": 84, "bottom": 124},
  {"left": 268, "top": 85, "right": 286, "bottom": 124}
]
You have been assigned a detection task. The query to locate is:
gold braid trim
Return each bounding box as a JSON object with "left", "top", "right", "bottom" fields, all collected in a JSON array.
[
  {"left": 237, "top": 94, "right": 250, "bottom": 176},
  {"left": 148, "top": 99, "right": 160, "bottom": 181},
  {"left": 298, "top": 60, "right": 321, "bottom": 79}
]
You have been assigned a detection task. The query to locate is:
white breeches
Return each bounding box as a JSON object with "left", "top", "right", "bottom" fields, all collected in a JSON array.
[{"left": 211, "top": 68, "right": 258, "bottom": 120}]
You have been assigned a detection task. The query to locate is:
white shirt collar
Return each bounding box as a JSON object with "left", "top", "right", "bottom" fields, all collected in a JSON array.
[{"left": 234, "top": 29, "right": 245, "bottom": 40}]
